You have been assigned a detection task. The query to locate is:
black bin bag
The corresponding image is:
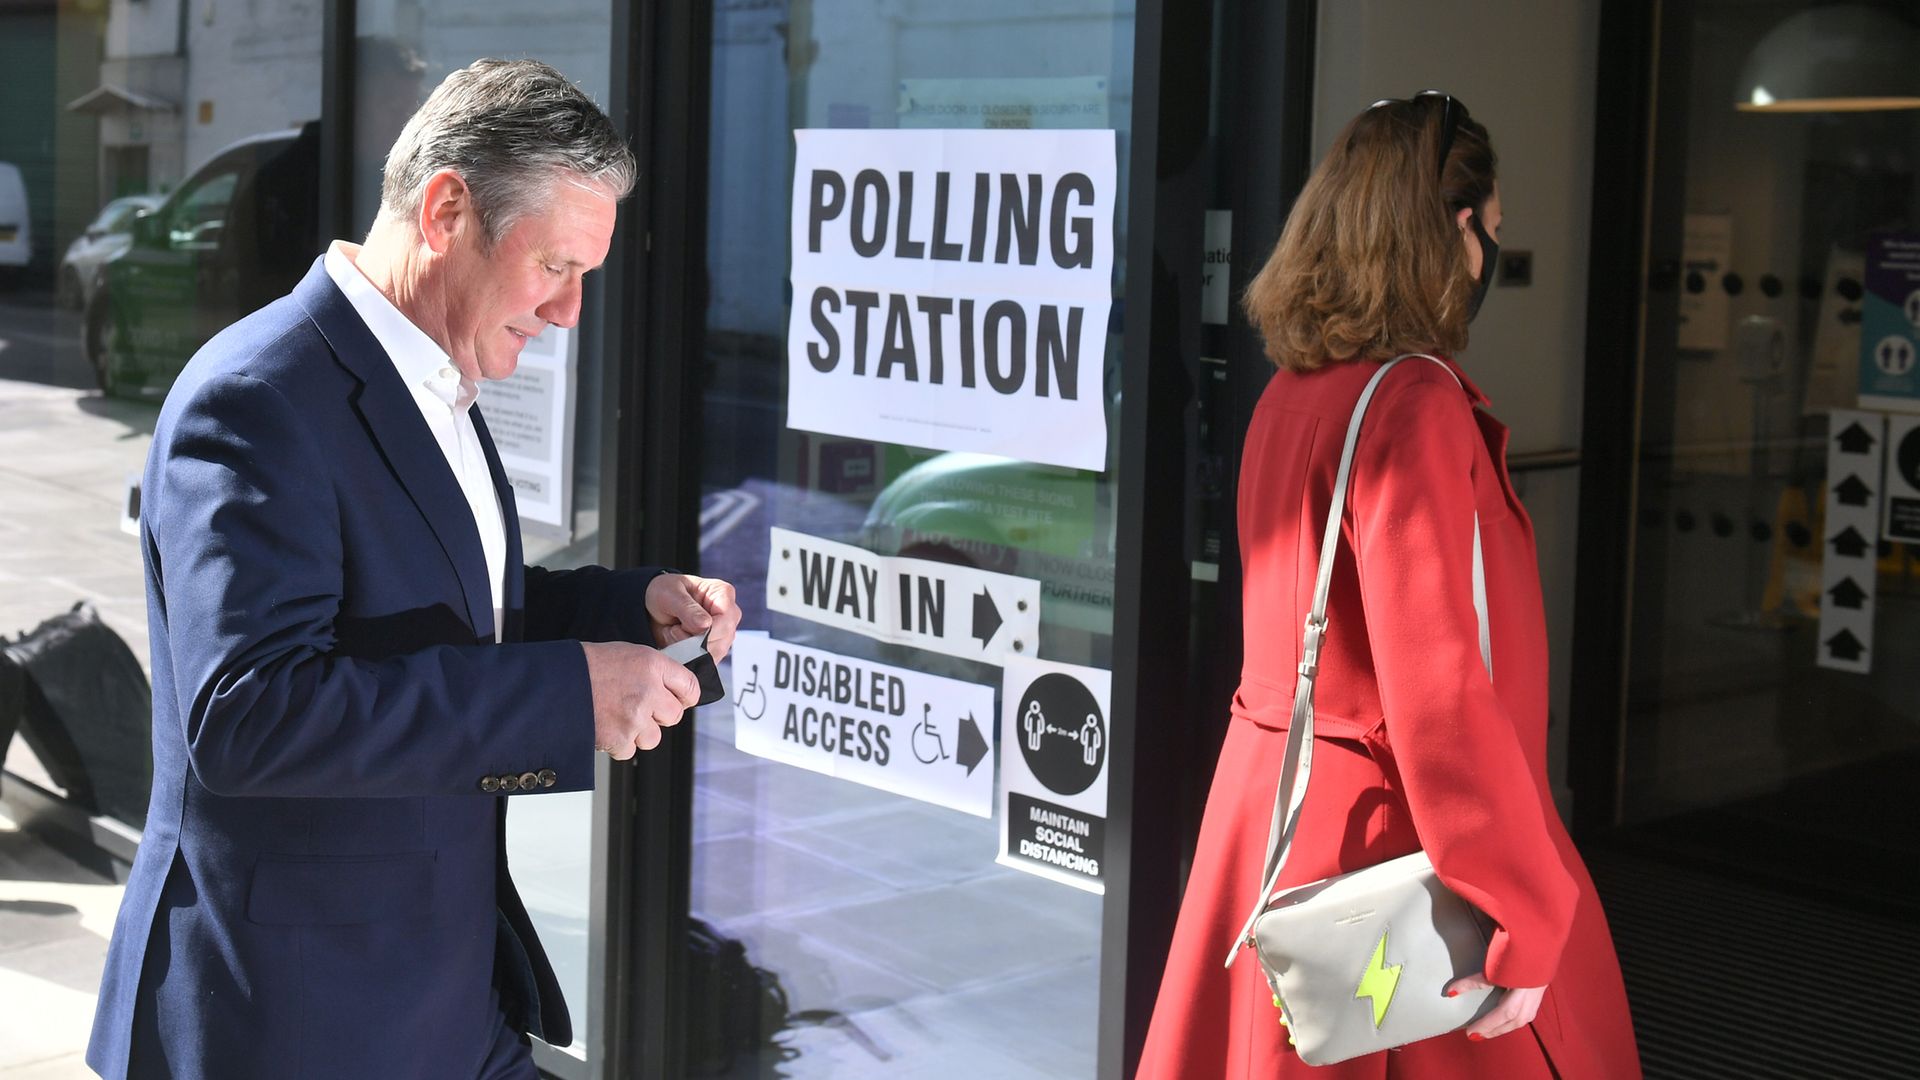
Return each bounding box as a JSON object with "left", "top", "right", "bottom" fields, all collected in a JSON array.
[{"left": 2, "top": 602, "right": 153, "bottom": 825}]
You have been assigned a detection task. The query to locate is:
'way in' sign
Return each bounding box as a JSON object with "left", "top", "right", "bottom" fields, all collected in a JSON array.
[{"left": 766, "top": 526, "right": 1041, "bottom": 664}]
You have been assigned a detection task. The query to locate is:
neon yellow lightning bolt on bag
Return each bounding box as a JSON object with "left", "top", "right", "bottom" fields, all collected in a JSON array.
[{"left": 1224, "top": 357, "right": 1501, "bottom": 1066}]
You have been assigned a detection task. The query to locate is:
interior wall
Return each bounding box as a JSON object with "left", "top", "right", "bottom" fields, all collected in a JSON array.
[{"left": 1310, "top": 0, "right": 1604, "bottom": 814}]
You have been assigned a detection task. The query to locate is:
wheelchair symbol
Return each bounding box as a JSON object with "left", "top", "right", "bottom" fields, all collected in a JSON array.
[
  {"left": 734, "top": 664, "right": 766, "bottom": 721},
  {"left": 912, "top": 704, "right": 950, "bottom": 764}
]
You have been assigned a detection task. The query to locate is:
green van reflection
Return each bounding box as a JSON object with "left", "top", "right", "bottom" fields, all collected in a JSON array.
[
  {"left": 85, "top": 124, "right": 320, "bottom": 398},
  {"left": 860, "top": 449, "right": 1115, "bottom": 641}
]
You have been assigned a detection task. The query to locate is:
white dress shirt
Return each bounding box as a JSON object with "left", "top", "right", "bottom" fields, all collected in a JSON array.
[{"left": 324, "top": 241, "right": 507, "bottom": 642}]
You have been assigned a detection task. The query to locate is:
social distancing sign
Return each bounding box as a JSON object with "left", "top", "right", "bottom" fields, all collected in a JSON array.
[
  {"left": 997, "top": 657, "right": 1112, "bottom": 894},
  {"left": 1884, "top": 414, "right": 1920, "bottom": 544},
  {"left": 765, "top": 526, "right": 1041, "bottom": 663},
  {"left": 729, "top": 632, "right": 996, "bottom": 817},
  {"left": 787, "top": 128, "right": 1117, "bottom": 471}
]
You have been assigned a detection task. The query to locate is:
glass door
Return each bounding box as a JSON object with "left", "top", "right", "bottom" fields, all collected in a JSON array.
[
  {"left": 1612, "top": 0, "right": 1920, "bottom": 905},
  {"left": 690, "top": 2, "right": 1137, "bottom": 1074}
]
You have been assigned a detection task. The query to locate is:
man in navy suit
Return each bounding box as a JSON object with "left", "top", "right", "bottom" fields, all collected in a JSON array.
[{"left": 87, "top": 59, "right": 740, "bottom": 1079}]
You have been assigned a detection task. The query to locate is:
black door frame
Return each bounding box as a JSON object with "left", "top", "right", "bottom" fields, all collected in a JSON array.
[{"left": 605, "top": 1, "right": 1328, "bottom": 1077}]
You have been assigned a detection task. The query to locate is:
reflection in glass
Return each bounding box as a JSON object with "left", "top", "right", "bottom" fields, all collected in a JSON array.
[
  {"left": 0, "top": 1, "right": 321, "bottom": 828},
  {"left": 1623, "top": 0, "right": 1920, "bottom": 899},
  {"left": 693, "top": 2, "right": 1134, "bottom": 1074},
  {"left": 350, "top": 4, "right": 621, "bottom": 1060}
]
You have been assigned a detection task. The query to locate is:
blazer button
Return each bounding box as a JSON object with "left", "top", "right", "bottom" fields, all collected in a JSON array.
[
  {"left": 479, "top": 776, "right": 501, "bottom": 793},
  {"left": 537, "top": 768, "right": 557, "bottom": 789},
  {"left": 500, "top": 774, "right": 520, "bottom": 792},
  {"left": 518, "top": 771, "right": 540, "bottom": 792}
]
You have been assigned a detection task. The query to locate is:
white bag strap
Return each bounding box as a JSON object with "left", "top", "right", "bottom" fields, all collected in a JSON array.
[{"left": 1225, "top": 354, "right": 1491, "bottom": 968}]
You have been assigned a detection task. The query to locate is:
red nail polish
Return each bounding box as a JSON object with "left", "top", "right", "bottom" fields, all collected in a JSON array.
[
  {"left": 1445, "top": 989, "right": 1459, "bottom": 998},
  {"left": 1467, "top": 1033, "right": 1484, "bottom": 1042}
]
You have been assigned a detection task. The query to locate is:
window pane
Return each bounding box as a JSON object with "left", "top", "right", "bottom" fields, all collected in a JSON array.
[
  {"left": 1622, "top": 0, "right": 1920, "bottom": 901},
  {"left": 692, "top": 2, "right": 1135, "bottom": 1074},
  {"left": 350, "top": 4, "right": 619, "bottom": 1061},
  {"left": 0, "top": 0, "right": 322, "bottom": 831}
]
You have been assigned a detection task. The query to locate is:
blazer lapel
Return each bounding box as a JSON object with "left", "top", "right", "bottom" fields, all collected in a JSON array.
[
  {"left": 293, "top": 260, "right": 495, "bottom": 641},
  {"left": 470, "top": 405, "right": 526, "bottom": 643}
]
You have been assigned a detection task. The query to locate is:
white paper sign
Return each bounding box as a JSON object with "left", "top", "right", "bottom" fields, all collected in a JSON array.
[
  {"left": 1202, "top": 210, "right": 1232, "bottom": 325},
  {"left": 1883, "top": 414, "right": 1920, "bottom": 543},
  {"left": 766, "top": 527, "right": 1041, "bottom": 663},
  {"left": 788, "top": 128, "right": 1116, "bottom": 471},
  {"left": 996, "top": 658, "right": 1111, "bottom": 894},
  {"left": 730, "top": 632, "right": 997, "bottom": 817},
  {"left": 486, "top": 326, "right": 576, "bottom": 534},
  {"left": 1819, "top": 410, "right": 1884, "bottom": 673}
]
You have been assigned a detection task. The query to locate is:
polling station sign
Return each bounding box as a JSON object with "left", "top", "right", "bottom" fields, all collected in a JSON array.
[
  {"left": 766, "top": 526, "right": 1041, "bottom": 663},
  {"left": 997, "top": 658, "right": 1112, "bottom": 894},
  {"left": 729, "top": 632, "right": 996, "bottom": 817},
  {"left": 788, "top": 129, "right": 1117, "bottom": 472}
]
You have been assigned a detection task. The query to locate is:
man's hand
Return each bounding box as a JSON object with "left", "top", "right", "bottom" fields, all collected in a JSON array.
[
  {"left": 1444, "top": 971, "right": 1546, "bottom": 1041},
  {"left": 646, "top": 573, "right": 742, "bottom": 660},
  {"left": 581, "top": 641, "right": 701, "bottom": 759}
]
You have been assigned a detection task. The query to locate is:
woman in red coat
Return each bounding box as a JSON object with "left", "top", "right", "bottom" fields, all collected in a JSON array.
[{"left": 1139, "top": 93, "right": 1640, "bottom": 1079}]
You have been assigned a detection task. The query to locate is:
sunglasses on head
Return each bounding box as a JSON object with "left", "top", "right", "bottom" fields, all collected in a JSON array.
[{"left": 1368, "top": 90, "right": 1465, "bottom": 180}]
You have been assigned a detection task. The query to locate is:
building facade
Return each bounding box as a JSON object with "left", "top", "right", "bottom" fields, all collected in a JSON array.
[{"left": 1, "top": 1, "right": 1915, "bottom": 1077}]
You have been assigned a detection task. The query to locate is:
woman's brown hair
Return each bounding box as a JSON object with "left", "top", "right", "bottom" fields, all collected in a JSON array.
[{"left": 1243, "top": 94, "right": 1497, "bottom": 371}]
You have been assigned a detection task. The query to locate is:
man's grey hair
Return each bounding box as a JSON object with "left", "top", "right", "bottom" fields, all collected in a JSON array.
[{"left": 379, "top": 58, "right": 636, "bottom": 248}]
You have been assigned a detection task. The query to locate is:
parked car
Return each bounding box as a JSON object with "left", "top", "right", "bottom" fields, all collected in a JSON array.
[
  {"left": 0, "top": 162, "right": 30, "bottom": 288},
  {"left": 85, "top": 122, "right": 319, "bottom": 396},
  {"left": 58, "top": 194, "right": 163, "bottom": 309}
]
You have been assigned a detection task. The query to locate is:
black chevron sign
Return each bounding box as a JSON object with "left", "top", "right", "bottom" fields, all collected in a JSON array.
[
  {"left": 1824, "top": 629, "right": 1866, "bottom": 663},
  {"left": 1829, "top": 526, "right": 1872, "bottom": 559},
  {"left": 1835, "top": 422, "right": 1877, "bottom": 455},
  {"left": 1827, "top": 577, "right": 1869, "bottom": 610},
  {"left": 1835, "top": 475, "right": 1874, "bottom": 507}
]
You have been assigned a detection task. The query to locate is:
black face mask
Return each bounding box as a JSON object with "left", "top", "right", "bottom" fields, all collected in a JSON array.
[{"left": 1467, "top": 211, "right": 1499, "bottom": 322}]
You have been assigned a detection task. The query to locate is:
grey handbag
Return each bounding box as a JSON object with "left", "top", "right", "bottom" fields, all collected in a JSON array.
[{"left": 1222, "top": 354, "right": 1503, "bottom": 1066}]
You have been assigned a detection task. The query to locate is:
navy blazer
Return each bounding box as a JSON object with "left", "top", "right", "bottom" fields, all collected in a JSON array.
[{"left": 88, "top": 260, "right": 659, "bottom": 1079}]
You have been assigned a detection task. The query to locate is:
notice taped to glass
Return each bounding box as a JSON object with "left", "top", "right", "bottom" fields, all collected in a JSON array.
[
  {"left": 487, "top": 325, "right": 575, "bottom": 535},
  {"left": 765, "top": 526, "right": 1041, "bottom": 663},
  {"left": 787, "top": 128, "right": 1116, "bottom": 471},
  {"left": 997, "top": 657, "right": 1111, "bottom": 894},
  {"left": 729, "top": 632, "right": 996, "bottom": 817}
]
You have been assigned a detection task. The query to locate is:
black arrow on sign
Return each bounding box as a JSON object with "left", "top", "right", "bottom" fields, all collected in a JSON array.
[
  {"left": 972, "top": 588, "right": 1002, "bottom": 647},
  {"left": 1830, "top": 526, "right": 1872, "bottom": 559},
  {"left": 1835, "top": 422, "right": 1878, "bottom": 455},
  {"left": 1835, "top": 474, "right": 1874, "bottom": 507},
  {"left": 1824, "top": 629, "right": 1866, "bottom": 663},
  {"left": 956, "top": 713, "right": 990, "bottom": 777},
  {"left": 1827, "top": 578, "right": 1869, "bottom": 610}
]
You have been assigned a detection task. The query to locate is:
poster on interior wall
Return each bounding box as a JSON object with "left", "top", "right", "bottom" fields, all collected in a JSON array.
[
  {"left": 1883, "top": 414, "right": 1920, "bottom": 544},
  {"left": 1858, "top": 232, "right": 1920, "bottom": 414},
  {"left": 765, "top": 526, "right": 1042, "bottom": 664},
  {"left": 1804, "top": 246, "right": 1866, "bottom": 415},
  {"left": 485, "top": 326, "right": 575, "bottom": 537},
  {"left": 1818, "top": 409, "right": 1885, "bottom": 674},
  {"left": 1678, "top": 213, "right": 1732, "bottom": 352},
  {"left": 896, "top": 76, "right": 1110, "bottom": 130},
  {"left": 997, "top": 657, "right": 1111, "bottom": 895},
  {"left": 787, "top": 128, "right": 1117, "bottom": 472},
  {"left": 728, "top": 632, "right": 996, "bottom": 817},
  {"left": 1202, "top": 211, "right": 1232, "bottom": 325}
]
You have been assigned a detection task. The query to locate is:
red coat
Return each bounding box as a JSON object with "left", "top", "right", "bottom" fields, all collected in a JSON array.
[{"left": 1139, "top": 356, "right": 1640, "bottom": 1079}]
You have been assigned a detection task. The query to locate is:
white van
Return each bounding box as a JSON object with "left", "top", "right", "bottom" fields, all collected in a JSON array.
[{"left": 0, "top": 162, "right": 30, "bottom": 282}]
